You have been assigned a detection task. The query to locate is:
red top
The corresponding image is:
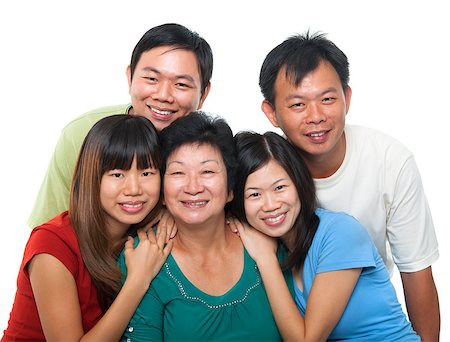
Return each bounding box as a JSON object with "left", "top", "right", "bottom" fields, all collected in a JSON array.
[{"left": 2, "top": 211, "right": 102, "bottom": 341}]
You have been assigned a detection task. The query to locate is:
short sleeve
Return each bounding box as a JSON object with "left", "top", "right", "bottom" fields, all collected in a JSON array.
[
  {"left": 24, "top": 228, "right": 78, "bottom": 276},
  {"left": 387, "top": 156, "right": 439, "bottom": 272},
  {"left": 315, "top": 213, "right": 377, "bottom": 274}
]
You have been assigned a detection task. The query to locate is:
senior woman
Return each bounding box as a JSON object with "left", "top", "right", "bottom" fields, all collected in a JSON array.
[{"left": 119, "top": 111, "right": 292, "bottom": 341}]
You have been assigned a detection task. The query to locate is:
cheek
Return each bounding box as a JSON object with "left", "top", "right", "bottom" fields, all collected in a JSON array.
[
  {"left": 178, "top": 91, "right": 201, "bottom": 109},
  {"left": 244, "top": 201, "right": 259, "bottom": 227}
]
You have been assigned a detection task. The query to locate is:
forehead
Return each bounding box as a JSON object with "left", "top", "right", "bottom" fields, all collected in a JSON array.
[
  {"left": 136, "top": 45, "right": 201, "bottom": 79},
  {"left": 275, "top": 61, "right": 342, "bottom": 93},
  {"left": 167, "top": 143, "right": 223, "bottom": 164},
  {"left": 247, "top": 160, "right": 289, "bottom": 184}
]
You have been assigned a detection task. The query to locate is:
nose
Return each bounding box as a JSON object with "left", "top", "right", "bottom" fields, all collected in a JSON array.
[
  {"left": 262, "top": 193, "right": 281, "bottom": 212},
  {"left": 124, "top": 174, "right": 142, "bottom": 196},
  {"left": 305, "top": 103, "right": 326, "bottom": 124},
  {"left": 152, "top": 81, "right": 174, "bottom": 103},
  {"left": 184, "top": 174, "right": 204, "bottom": 195}
]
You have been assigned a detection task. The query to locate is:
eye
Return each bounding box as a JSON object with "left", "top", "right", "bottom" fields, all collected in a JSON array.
[
  {"left": 322, "top": 97, "right": 336, "bottom": 104},
  {"left": 176, "top": 82, "right": 191, "bottom": 88},
  {"left": 142, "top": 170, "right": 156, "bottom": 177},
  {"left": 111, "top": 172, "right": 124, "bottom": 178},
  {"left": 275, "top": 184, "right": 285, "bottom": 191},
  {"left": 290, "top": 102, "right": 304, "bottom": 108},
  {"left": 247, "top": 192, "right": 260, "bottom": 198},
  {"left": 145, "top": 76, "right": 158, "bottom": 83}
]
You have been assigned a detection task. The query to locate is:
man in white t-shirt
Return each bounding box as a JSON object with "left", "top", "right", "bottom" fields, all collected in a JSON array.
[{"left": 259, "top": 31, "right": 440, "bottom": 341}]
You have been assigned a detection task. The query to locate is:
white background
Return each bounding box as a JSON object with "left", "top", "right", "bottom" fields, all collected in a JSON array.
[{"left": 1, "top": 0, "right": 448, "bottom": 338}]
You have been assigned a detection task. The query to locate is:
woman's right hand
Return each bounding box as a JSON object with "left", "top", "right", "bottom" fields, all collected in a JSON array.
[
  {"left": 227, "top": 216, "right": 277, "bottom": 265},
  {"left": 123, "top": 225, "right": 173, "bottom": 291}
]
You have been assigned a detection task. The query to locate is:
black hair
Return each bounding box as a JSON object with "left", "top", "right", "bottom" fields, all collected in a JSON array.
[
  {"left": 70, "top": 114, "right": 161, "bottom": 310},
  {"left": 259, "top": 31, "right": 349, "bottom": 105},
  {"left": 230, "top": 131, "right": 319, "bottom": 270},
  {"left": 130, "top": 23, "right": 213, "bottom": 96},
  {"left": 159, "top": 111, "right": 237, "bottom": 195}
]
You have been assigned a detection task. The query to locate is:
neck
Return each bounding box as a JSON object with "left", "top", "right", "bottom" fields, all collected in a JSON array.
[
  {"left": 174, "top": 216, "right": 230, "bottom": 252},
  {"left": 301, "top": 133, "right": 346, "bottom": 179}
]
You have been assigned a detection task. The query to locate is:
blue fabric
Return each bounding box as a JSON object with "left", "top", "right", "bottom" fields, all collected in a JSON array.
[{"left": 294, "top": 208, "right": 420, "bottom": 341}]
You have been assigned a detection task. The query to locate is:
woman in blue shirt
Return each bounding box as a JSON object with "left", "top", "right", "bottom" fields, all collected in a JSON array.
[{"left": 229, "top": 131, "right": 420, "bottom": 341}]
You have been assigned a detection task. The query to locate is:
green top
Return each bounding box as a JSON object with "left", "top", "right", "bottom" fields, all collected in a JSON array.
[
  {"left": 27, "top": 104, "right": 131, "bottom": 228},
  {"left": 119, "top": 245, "right": 293, "bottom": 341}
]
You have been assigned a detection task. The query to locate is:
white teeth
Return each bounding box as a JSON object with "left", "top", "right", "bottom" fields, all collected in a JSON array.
[
  {"left": 309, "top": 132, "right": 325, "bottom": 137},
  {"left": 265, "top": 214, "right": 285, "bottom": 222},
  {"left": 122, "top": 203, "right": 142, "bottom": 208},
  {"left": 185, "top": 201, "right": 207, "bottom": 207},
  {"left": 151, "top": 107, "right": 173, "bottom": 115}
]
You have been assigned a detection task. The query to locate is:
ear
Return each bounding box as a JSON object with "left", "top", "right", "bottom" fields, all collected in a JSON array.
[
  {"left": 126, "top": 65, "right": 132, "bottom": 91},
  {"left": 198, "top": 82, "right": 211, "bottom": 109},
  {"left": 344, "top": 86, "right": 352, "bottom": 114},
  {"left": 226, "top": 190, "right": 234, "bottom": 203},
  {"left": 261, "top": 100, "right": 280, "bottom": 128}
]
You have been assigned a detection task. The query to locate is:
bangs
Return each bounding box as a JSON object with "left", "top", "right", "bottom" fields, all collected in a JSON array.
[{"left": 100, "top": 119, "right": 161, "bottom": 173}]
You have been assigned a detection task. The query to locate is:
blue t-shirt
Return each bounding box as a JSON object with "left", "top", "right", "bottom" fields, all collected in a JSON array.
[{"left": 294, "top": 208, "right": 419, "bottom": 341}]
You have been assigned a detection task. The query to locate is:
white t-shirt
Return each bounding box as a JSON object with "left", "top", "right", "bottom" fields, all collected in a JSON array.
[{"left": 314, "top": 125, "right": 439, "bottom": 274}]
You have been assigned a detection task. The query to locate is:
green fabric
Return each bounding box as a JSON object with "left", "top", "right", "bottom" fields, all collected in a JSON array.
[
  {"left": 27, "top": 104, "right": 132, "bottom": 228},
  {"left": 119, "top": 246, "right": 293, "bottom": 341}
]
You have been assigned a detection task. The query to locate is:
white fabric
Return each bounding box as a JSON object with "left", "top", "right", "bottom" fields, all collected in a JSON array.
[{"left": 314, "top": 125, "right": 439, "bottom": 274}]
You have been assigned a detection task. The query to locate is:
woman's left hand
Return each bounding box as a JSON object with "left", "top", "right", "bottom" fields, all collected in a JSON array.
[{"left": 227, "top": 216, "right": 277, "bottom": 265}]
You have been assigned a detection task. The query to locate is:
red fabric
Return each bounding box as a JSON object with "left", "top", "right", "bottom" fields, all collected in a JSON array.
[{"left": 2, "top": 211, "right": 102, "bottom": 341}]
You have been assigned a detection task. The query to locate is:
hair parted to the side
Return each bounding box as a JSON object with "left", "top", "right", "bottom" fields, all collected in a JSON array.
[
  {"left": 259, "top": 30, "right": 350, "bottom": 105},
  {"left": 69, "top": 114, "right": 162, "bottom": 311},
  {"left": 129, "top": 23, "right": 213, "bottom": 96},
  {"left": 230, "top": 131, "right": 320, "bottom": 271},
  {"left": 159, "top": 111, "right": 237, "bottom": 196}
]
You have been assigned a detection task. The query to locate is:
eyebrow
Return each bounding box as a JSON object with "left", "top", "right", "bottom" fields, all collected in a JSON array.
[
  {"left": 245, "top": 178, "right": 287, "bottom": 191},
  {"left": 142, "top": 67, "right": 196, "bottom": 83},
  {"left": 285, "top": 87, "right": 340, "bottom": 101},
  {"left": 167, "top": 159, "right": 221, "bottom": 167}
]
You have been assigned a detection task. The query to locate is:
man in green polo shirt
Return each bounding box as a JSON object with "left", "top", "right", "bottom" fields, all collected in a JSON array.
[{"left": 28, "top": 23, "right": 213, "bottom": 228}]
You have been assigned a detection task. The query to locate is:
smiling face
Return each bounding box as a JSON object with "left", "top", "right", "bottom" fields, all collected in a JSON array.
[
  {"left": 244, "top": 160, "right": 301, "bottom": 238},
  {"left": 100, "top": 158, "right": 160, "bottom": 237},
  {"left": 127, "top": 46, "right": 209, "bottom": 132},
  {"left": 163, "top": 143, "right": 232, "bottom": 228},
  {"left": 262, "top": 61, "right": 352, "bottom": 175}
]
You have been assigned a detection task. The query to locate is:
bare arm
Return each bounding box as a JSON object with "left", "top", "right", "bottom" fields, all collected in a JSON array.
[
  {"left": 401, "top": 266, "right": 440, "bottom": 341},
  {"left": 230, "top": 218, "right": 360, "bottom": 342},
  {"left": 30, "top": 226, "right": 173, "bottom": 342}
]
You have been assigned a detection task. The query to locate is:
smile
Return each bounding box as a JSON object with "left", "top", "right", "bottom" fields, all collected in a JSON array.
[
  {"left": 263, "top": 213, "right": 286, "bottom": 225},
  {"left": 120, "top": 202, "right": 145, "bottom": 213},
  {"left": 182, "top": 200, "right": 208, "bottom": 208},
  {"left": 150, "top": 106, "right": 174, "bottom": 116},
  {"left": 308, "top": 131, "right": 326, "bottom": 137}
]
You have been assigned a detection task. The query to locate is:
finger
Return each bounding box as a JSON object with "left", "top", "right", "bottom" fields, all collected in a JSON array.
[
  {"left": 137, "top": 228, "right": 148, "bottom": 241},
  {"left": 146, "top": 227, "right": 157, "bottom": 244},
  {"left": 166, "top": 216, "right": 177, "bottom": 239},
  {"left": 124, "top": 236, "right": 134, "bottom": 250},
  {"left": 163, "top": 239, "right": 174, "bottom": 257},
  {"left": 158, "top": 208, "right": 169, "bottom": 225},
  {"left": 156, "top": 223, "right": 168, "bottom": 247}
]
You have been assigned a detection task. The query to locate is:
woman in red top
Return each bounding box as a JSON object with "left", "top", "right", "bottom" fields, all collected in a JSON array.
[{"left": 2, "top": 115, "right": 173, "bottom": 341}]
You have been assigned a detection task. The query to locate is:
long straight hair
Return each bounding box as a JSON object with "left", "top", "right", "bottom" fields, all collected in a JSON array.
[
  {"left": 69, "top": 114, "right": 161, "bottom": 310},
  {"left": 231, "top": 131, "right": 320, "bottom": 270}
]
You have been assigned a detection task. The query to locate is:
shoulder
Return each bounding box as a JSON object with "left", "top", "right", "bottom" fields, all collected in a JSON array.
[
  {"left": 25, "top": 212, "right": 80, "bottom": 272},
  {"left": 346, "top": 125, "right": 412, "bottom": 157},
  {"left": 61, "top": 104, "right": 131, "bottom": 136},
  {"left": 315, "top": 208, "right": 372, "bottom": 245}
]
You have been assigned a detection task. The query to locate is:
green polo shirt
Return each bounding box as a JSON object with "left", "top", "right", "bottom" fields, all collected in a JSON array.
[{"left": 28, "top": 104, "right": 131, "bottom": 228}]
